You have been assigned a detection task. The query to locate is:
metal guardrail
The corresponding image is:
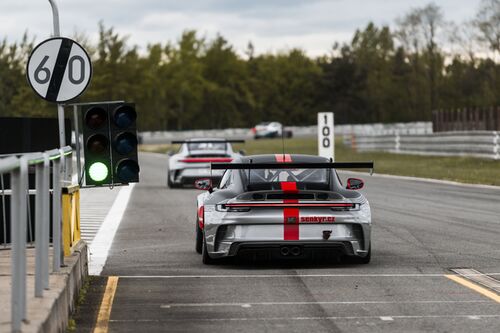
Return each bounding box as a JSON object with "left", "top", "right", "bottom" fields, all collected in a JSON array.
[
  {"left": 139, "top": 122, "right": 433, "bottom": 144},
  {"left": 348, "top": 131, "right": 500, "bottom": 160},
  {"left": 0, "top": 146, "right": 72, "bottom": 332}
]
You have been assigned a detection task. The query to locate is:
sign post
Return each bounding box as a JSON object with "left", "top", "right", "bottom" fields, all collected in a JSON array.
[
  {"left": 318, "top": 112, "right": 334, "bottom": 161},
  {"left": 25, "top": 0, "right": 92, "bottom": 275}
]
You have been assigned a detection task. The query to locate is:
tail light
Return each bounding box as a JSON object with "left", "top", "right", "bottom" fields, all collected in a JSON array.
[
  {"left": 251, "top": 127, "right": 256, "bottom": 133},
  {"left": 216, "top": 204, "right": 251, "bottom": 212},
  {"left": 198, "top": 206, "right": 204, "bottom": 229},
  {"left": 223, "top": 202, "right": 356, "bottom": 209}
]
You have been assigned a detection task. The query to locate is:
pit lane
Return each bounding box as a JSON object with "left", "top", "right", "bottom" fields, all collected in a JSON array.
[{"left": 74, "top": 152, "right": 500, "bottom": 333}]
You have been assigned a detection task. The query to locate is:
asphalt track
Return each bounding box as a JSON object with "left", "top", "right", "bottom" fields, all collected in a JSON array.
[{"left": 75, "top": 152, "right": 500, "bottom": 333}]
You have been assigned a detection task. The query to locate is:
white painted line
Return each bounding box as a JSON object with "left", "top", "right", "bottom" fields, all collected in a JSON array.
[
  {"left": 159, "top": 300, "right": 490, "bottom": 308},
  {"left": 109, "top": 314, "right": 500, "bottom": 323},
  {"left": 468, "top": 315, "right": 481, "bottom": 320},
  {"left": 89, "top": 183, "right": 135, "bottom": 275},
  {"left": 380, "top": 316, "right": 394, "bottom": 321},
  {"left": 118, "top": 272, "right": 500, "bottom": 279}
]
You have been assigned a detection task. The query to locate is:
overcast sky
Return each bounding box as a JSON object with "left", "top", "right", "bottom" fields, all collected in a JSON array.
[{"left": 0, "top": 0, "right": 483, "bottom": 56}]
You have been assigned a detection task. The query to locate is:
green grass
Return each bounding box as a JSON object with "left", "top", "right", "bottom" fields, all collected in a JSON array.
[{"left": 140, "top": 137, "right": 500, "bottom": 186}]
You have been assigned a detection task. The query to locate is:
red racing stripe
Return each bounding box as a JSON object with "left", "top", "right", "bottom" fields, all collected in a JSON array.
[
  {"left": 274, "top": 154, "right": 292, "bottom": 163},
  {"left": 281, "top": 181, "right": 299, "bottom": 240}
]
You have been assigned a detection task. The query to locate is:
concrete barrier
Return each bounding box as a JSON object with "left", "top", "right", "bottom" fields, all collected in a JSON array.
[{"left": 0, "top": 241, "right": 88, "bottom": 333}]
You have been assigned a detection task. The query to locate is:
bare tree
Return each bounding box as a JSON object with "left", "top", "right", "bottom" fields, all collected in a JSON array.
[
  {"left": 395, "top": 11, "right": 422, "bottom": 54},
  {"left": 448, "top": 20, "right": 482, "bottom": 62},
  {"left": 395, "top": 2, "right": 444, "bottom": 113},
  {"left": 475, "top": 0, "right": 500, "bottom": 55}
]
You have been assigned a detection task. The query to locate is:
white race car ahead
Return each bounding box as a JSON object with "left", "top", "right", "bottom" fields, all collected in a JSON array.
[
  {"left": 167, "top": 138, "right": 245, "bottom": 188},
  {"left": 252, "top": 122, "right": 293, "bottom": 139}
]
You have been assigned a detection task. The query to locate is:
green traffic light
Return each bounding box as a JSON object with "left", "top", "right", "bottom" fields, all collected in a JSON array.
[{"left": 89, "top": 162, "right": 109, "bottom": 182}]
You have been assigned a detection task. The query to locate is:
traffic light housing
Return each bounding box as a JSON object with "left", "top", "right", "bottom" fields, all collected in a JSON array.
[
  {"left": 81, "top": 104, "right": 112, "bottom": 185},
  {"left": 81, "top": 102, "right": 139, "bottom": 186},
  {"left": 109, "top": 103, "right": 140, "bottom": 184}
]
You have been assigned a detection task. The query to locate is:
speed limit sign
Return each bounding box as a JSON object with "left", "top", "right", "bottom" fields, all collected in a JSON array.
[
  {"left": 27, "top": 37, "right": 92, "bottom": 103},
  {"left": 318, "top": 112, "right": 334, "bottom": 161}
]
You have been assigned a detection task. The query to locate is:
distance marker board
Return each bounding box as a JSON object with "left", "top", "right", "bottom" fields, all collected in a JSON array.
[
  {"left": 318, "top": 112, "right": 334, "bottom": 161},
  {"left": 27, "top": 37, "right": 92, "bottom": 103}
]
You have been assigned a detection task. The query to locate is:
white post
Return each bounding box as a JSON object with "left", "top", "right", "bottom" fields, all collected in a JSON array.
[
  {"left": 494, "top": 131, "right": 499, "bottom": 160},
  {"left": 395, "top": 131, "right": 401, "bottom": 153},
  {"left": 34, "top": 162, "right": 44, "bottom": 297},
  {"left": 317, "top": 112, "right": 335, "bottom": 161},
  {"left": 42, "top": 154, "right": 50, "bottom": 289},
  {"left": 52, "top": 157, "right": 62, "bottom": 271},
  {"left": 10, "top": 168, "right": 21, "bottom": 332}
]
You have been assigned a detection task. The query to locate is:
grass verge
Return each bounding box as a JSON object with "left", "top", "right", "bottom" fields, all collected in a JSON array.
[{"left": 140, "top": 137, "right": 500, "bottom": 186}]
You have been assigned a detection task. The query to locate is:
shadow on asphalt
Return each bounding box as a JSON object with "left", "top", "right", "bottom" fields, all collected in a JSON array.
[{"left": 209, "top": 255, "right": 368, "bottom": 270}]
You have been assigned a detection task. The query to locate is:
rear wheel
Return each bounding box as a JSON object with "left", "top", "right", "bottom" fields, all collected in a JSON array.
[
  {"left": 202, "top": 235, "right": 216, "bottom": 265},
  {"left": 195, "top": 220, "right": 202, "bottom": 254},
  {"left": 167, "top": 172, "right": 178, "bottom": 188},
  {"left": 342, "top": 245, "right": 371, "bottom": 264},
  {"left": 358, "top": 245, "right": 371, "bottom": 264}
]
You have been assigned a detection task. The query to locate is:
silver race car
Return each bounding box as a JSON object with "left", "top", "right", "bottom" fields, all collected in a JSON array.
[
  {"left": 167, "top": 138, "right": 244, "bottom": 188},
  {"left": 194, "top": 154, "right": 374, "bottom": 264}
]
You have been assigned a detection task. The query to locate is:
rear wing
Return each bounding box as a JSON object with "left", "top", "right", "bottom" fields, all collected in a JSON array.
[{"left": 211, "top": 161, "right": 374, "bottom": 173}]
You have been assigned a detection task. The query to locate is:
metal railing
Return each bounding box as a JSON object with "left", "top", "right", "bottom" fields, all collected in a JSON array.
[
  {"left": 0, "top": 146, "right": 72, "bottom": 332},
  {"left": 348, "top": 131, "right": 500, "bottom": 160}
]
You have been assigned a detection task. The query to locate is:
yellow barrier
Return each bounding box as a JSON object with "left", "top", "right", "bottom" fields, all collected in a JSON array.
[{"left": 62, "top": 185, "right": 81, "bottom": 256}]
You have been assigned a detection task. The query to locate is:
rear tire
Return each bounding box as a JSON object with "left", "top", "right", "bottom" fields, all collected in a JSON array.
[
  {"left": 358, "top": 245, "right": 371, "bottom": 264},
  {"left": 202, "top": 235, "right": 216, "bottom": 265},
  {"left": 167, "top": 173, "right": 178, "bottom": 188},
  {"left": 342, "top": 245, "right": 371, "bottom": 264},
  {"left": 195, "top": 220, "right": 203, "bottom": 254}
]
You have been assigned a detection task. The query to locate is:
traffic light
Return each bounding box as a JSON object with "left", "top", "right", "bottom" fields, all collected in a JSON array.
[
  {"left": 81, "top": 104, "right": 112, "bottom": 185},
  {"left": 81, "top": 102, "right": 140, "bottom": 186},
  {"left": 109, "top": 103, "right": 140, "bottom": 184}
]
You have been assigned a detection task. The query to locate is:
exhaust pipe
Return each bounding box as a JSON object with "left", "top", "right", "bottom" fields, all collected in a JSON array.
[
  {"left": 291, "top": 246, "right": 301, "bottom": 256},
  {"left": 280, "top": 246, "right": 290, "bottom": 256}
]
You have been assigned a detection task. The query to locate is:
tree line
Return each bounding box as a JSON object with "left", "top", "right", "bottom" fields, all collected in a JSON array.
[{"left": 1, "top": 1, "right": 499, "bottom": 130}]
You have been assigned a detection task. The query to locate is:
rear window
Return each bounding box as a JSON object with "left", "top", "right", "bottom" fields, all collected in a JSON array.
[
  {"left": 242, "top": 168, "right": 328, "bottom": 184},
  {"left": 187, "top": 142, "right": 227, "bottom": 151}
]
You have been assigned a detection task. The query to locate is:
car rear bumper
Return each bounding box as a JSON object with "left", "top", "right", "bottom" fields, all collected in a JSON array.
[
  {"left": 205, "top": 224, "right": 370, "bottom": 259},
  {"left": 228, "top": 241, "right": 354, "bottom": 259}
]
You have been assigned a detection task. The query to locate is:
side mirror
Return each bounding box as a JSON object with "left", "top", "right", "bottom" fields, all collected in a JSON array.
[
  {"left": 347, "top": 178, "right": 364, "bottom": 190},
  {"left": 239, "top": 149, "right": 246, "bottom": 156},
  {"left": 194, "top": 178, "right": 213, "bottom": 192},
  {"left": 166, "top": 150, "right": 175, "bottom": 156}
]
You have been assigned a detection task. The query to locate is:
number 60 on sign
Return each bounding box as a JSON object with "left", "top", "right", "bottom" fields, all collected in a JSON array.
[{"left": 26, "top": 37, "right": 92, "bottom": 103}]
